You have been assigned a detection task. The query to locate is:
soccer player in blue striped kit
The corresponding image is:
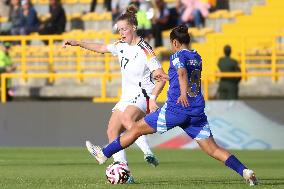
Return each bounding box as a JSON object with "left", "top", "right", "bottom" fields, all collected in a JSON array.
[{"left": 86, "top": 24, "right": 258, "bottom": 186}]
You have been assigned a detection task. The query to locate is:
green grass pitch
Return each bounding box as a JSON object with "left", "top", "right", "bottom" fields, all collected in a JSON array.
[{"left": 0, "top": 148, "right": 283, "bottom": 189}]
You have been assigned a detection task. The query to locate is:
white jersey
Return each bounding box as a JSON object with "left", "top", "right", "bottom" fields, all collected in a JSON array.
[{"left": 107, "top": 38, "right": 161, "bottom": 101}]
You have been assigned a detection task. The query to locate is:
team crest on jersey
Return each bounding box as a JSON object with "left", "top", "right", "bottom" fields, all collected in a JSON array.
[
  {"left": 172, "top": 57, "right": 184, "bottom": 69},
  {"left": 172, "top": 58, "right": 180, "bottom": 66}
]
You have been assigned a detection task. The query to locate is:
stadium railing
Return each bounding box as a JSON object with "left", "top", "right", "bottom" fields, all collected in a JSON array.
[
  {"left": 0, "top": 72, "right": 121, "bottom": 103},
  {"left": 2, "top": 72, "right": 284, "bottom": 103},
  {"left": 1, "top": 33, "right": 283, "bottom": 77},
  {"left": 0, "top": 34, "right": 118, "bottom": 75},
  {"left": 0, "top": 33, "right": 284, "bottom": 103},
  {"left": 192, "top": 33, "right": 284, "bottom": 82}
]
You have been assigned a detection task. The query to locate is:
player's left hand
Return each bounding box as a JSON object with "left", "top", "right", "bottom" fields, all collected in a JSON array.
[
  {"left": 177, "top": 94, "right": 189, "bottom": 107},
  {"left": 149, "top": 99, "right": 159, "bottom": 113}
]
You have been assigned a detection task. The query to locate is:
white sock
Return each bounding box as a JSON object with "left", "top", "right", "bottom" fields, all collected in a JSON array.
[
  {"left": 112, "top": 149, "right": 127, "bottom": 163},
  {"left": 135, "top": 135, "right": 153, "bottom": 155}
]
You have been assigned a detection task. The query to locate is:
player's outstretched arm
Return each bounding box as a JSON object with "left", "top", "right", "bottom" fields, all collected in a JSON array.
[
  {"left": 177, "top": 68, "right": 189, "bottom": 107},
  {"left": 62, "top": 40, "right": 109, "bottom": 53}
]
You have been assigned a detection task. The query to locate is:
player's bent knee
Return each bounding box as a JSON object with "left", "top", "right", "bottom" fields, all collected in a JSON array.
[
  {"left": 198, "top": 138, "right": 219, "bottom": 156},
  {"left": 129, "top": 125, "right": 143, "bottom": 138},
  {"left": 133, "top": 119, "right": 155, "bottom": 135},
  {"left": 121, "top": 115, "right": 133, "bottom": 130},
  {"left": 106, "top": 128, "right": 114, "bottom": 138},
  {"left": 107, "top": 127, "right": 119, "bottom": 139}
]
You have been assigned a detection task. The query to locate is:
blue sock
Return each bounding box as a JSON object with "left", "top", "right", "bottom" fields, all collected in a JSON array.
[
  {"left": 225, "top": 155, "right": 247, "bottom": 176},
  {"left": 102, "top": 137, "right": 123, "bottom": 158}
]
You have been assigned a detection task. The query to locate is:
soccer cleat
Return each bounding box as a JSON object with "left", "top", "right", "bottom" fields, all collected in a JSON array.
[
  {"left": 126, "top": 175, "right": 135, "bottom": 184},
  {"left": 243, "top": 169, "right": 258, "bottom": 186},
  {"left": 85, "top": 140, "right": 107, "bottom": 165},
  {"left": 144, "top": 153, "right": 159, "bottom": 167}
]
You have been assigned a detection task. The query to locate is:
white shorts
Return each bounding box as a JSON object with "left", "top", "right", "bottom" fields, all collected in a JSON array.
[{"left": 112, "top": 93, "right": 149, "bottom": 113}]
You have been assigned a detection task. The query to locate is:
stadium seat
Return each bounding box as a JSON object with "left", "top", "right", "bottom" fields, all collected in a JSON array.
[{"left": 0, "top": 16, "right": 8, "bottom": 23}]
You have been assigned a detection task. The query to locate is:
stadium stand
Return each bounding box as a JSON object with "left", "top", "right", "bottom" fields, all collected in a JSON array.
[
  {"left": 196, "top": 0, "right": 284, "bottom": 75},
  {"left": 0, "top": 0, "right": 284, "bottom": 103}
]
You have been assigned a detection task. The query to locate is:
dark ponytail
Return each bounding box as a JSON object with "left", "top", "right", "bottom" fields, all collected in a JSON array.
[
  {"left": 116, "top": 5, "right": 138, "bottom": 27},
  {"left": 170, "top": 24, "right": 190, "bottom": 45}
]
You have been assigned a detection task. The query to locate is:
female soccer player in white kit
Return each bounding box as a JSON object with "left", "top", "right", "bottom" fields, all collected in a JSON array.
[
  {"left": 63, "top": 5, "right": 166, "bottom": 182},
  {"left": 86, "top": 24, "right": 258, "bottom": 186}
]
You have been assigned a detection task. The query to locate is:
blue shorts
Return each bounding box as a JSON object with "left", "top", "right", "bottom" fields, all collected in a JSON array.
[{"left": 144, "top": 103, "right": 212, "bottom": 140}]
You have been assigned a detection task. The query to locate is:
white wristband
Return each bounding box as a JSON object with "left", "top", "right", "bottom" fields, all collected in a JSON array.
[{"left": 149, "top": 95, "right": 157, "bottom": 100}]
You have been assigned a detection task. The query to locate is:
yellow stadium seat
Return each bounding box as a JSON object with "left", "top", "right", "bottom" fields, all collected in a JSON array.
[
  {"left": 62, "top": 0, "right": 78, "bottom": 4},
  {"left": 37, "top": 0, "right": 48, "bottom": 4},
  {"left": 230, "top": 10, "right": 244, "bottom": 17},
  {"left": 81, "top": 13, "right": 92, "bottom": 21},
  {"left": 164, "top": 0, "right": 177, "bottom": 3},
  {"left": 0, "top": 17, "right": 8, "bottom": 23},
  {"left": 71, "top": 12, "right": 82, "bottom": 18},
  {"left": 207, "top": 13, "right": 218, "bottom": 19},
  {"left": 101, "top": 12, "right": 112, "bottom": 21},
  {"left": 39, "top": 14, "right": 51, "bottom": 22},
  {"left": 78, "top": 0, "right": 91, "bottom": 4},
  {"left": 208, "top": 9, "right": 244, "bottom": 19}
]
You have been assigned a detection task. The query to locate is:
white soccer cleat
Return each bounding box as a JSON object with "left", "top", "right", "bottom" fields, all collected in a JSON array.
[
  {"left": 243, "top": 169, "right": 258, "bottom": 186},
  {"left": 86, "top": 140, "right": 107, "bottom": 165}
]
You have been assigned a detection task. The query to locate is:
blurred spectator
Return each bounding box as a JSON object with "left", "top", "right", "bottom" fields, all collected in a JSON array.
[
  {"left": 70, "top": 16, "right": 84, "bottom": 30},
  {"left": 0, "top": 42, "right": 16, "bottom": 101},
  {"left": 0, "top": 0, "right": 10, "bottom": 17},
  {"left": 104, "top": 0, "right": 112, "bottom": 11},
  {"left": 176, "top": 0, "right": 185, "bottom": 25},
  {"left": 215, "top": 0, "right": 229, "bottom": 10},
  {"left": 13, "top": 0, "right": 39, "bottom": 35},
  {"left": 5, "top": 0, "right": 11, "bottom": 5},
  {"left": 90, "top": 0, "right": 97, "bottom": 12},
  {"left": 0, "top": 1, "right": 8, "bottom": 33},
  {"left": 0, "top": 0, "right": 22, "bottom": 35},
  {"left": 151, "top": 0, "right": 170, "bottom": 47},
  {"left": 129, "top": 0, "right": 152, "bottom": 42},
  {"left": 217, "top": 45, "right": 241, "bottom": 100},
  {"left": 180, "top": 0, "right": 210, "bottom": 28},
  {"left": 204, "top": 0, "right": 220, "bottom": 12},
  {"left": 38, "top": 0, "right": 66, "bottom": 44},
  {"left": 90, "top": 0, "right": 112, "bottom": 12},
  {"left": 9, "top": 0, "right": 22, "bottom": 35},
  {"left": 111, "top": 0, "right": 130, "bottom": 23}
]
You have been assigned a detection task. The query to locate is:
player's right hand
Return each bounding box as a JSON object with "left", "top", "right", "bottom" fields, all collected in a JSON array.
[
  {"left": 149, "top": 99, "right": 159, "bottom": 113},
  {"left": 62, "top": 40, "right": 79, "bottom": 48},
  {"left": 177, "top": 94, "right": 189, "bottom": 107}
]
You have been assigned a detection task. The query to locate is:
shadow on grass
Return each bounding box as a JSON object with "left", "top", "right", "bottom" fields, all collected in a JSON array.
[
  {"left": 134, "top": 178, "right": 244, "bottom": 185},
  {"left": 134, "top": 177, "right": 284, "bottom": 186},
  {"left": 0, "top": 162, "right": 95, "bottom": 166},
  {"left": 257, "top": 178, "right": 284, "bottom": 186}
]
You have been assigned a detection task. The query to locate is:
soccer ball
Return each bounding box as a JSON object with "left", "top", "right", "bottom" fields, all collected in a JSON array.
[{"left": 105, "top": 161, "right": 130, "bottom": 184}]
